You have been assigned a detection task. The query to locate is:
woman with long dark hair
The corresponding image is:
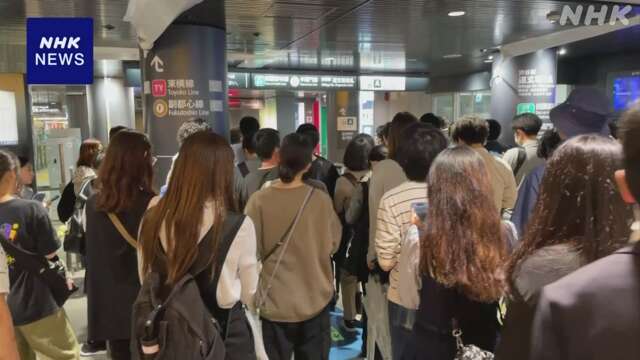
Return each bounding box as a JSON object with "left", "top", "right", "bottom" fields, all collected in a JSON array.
[
  {"left": 414, "top": 146, "right": 507, "bottom": 359},
  {"left": 245, "top": 133, "right": 341, "bottom": 360},
  {"left": 84, "top": 131, "right": 155, "bottom": 359},
  {"left": 496, "top": 135, "right": 632, "bottom": 360},
  {"left": 139, "top": 131, "right": 260, "bottom": 359}
]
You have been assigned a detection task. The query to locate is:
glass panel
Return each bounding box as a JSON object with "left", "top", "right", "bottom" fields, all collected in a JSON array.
[
  {"left": 432, "top": 93, "right": 454, "bottom": 124},
  {"left": 456, "top": 91, "right": 492, "bottom": 119}
]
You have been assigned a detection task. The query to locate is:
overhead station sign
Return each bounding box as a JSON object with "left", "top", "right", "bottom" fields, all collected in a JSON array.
[
  {"left": 359, "top": 76, "right": 406, "bottom": 91},
  {"left": 228, "top": 72, "right": 250, "bottom": 89},
  {"left": 26, "top": 18, "right": 93, "bottom": 84},
  {"left": 252, "top": 74, "right": 357, "bottom": 89}
]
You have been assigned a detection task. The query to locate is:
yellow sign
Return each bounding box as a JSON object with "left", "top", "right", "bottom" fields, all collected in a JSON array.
[{"left": 153, "top": 99, "right": 168, "bottom": 118}]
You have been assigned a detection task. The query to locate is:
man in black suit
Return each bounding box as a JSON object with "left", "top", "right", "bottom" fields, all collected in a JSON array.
[{"left": 531, "top": 105, "right": 640, "bottom": 360}]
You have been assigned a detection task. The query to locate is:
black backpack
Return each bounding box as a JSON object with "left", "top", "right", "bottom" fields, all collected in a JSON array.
[
  {"left": 131, "top": 213, "right": 245, "bottom": 360},
  {"left": 344, "top": 181, "right": 371, "bottom": 283},
  {"left": 62, "top": 177, "right": 95, "bottom": 255},
  {"left": 57, "top": 181, "right": 76, "bottom": 223}
]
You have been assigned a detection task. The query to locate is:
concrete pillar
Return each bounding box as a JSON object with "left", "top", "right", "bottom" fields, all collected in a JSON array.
[
  {"left": 326, "top": 90, "right": 359, "bottom": 163},
  {"left": 275, "top": 91, "right": 297, "bottom": 136},
  {"left": 141, "top": 1, "right": 227, "bottom": 185}
]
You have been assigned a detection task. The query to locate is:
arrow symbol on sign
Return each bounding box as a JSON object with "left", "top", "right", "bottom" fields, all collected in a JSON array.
[{"left": 150, "top": 55, "right": 164, "bottom": 72}]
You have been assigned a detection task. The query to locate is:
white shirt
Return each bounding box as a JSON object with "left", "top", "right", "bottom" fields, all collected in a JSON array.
[
  {"left": 139, "top": 197, "right": 258, "bottom": 309},
  {"left": 0, "top": 246, "right": 9, "bottom": 295}
]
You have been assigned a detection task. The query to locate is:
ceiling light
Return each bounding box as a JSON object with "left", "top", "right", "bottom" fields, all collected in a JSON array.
[
  {"left": 443, "top": 54, "right": 462, "bottom": 59},
  {"left": 547, "top": 11, "right": 561, "bottom": 23},
  {"left": 448, "top": 11, "right": 466, "bottom": 17},
  {"left": 488, "top": 55, "right": 494, "bottom": 60},
  {"left": 558, "top": 48, "right": 567, "bottom": 56},
  {"left": 484, "top": 58, "right": 494, "bottom": 63}
]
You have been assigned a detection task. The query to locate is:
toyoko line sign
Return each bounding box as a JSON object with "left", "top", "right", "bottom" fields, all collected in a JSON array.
[{"left": 27, "top": 18, "right": 94, "bottom": 84}]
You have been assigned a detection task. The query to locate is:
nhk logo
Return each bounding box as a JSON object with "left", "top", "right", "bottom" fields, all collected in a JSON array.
[
  {"left": 27, "top": 17, "right": 93, "bottom": 84},
  {"left": 35, "top": 36, "right": 86, "bottom": 66},
  {"left": 559, "top": 4, "right": 634, "bottom": 26}
]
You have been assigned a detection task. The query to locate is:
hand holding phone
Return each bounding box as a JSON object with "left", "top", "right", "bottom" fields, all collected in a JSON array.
[{"left": 411, "top": 202, "right": 428, "bottom": 225}]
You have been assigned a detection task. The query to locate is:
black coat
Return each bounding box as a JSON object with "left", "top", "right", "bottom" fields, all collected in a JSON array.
[
  {"left": 531, "top": 241, "right": 640, "bottom": 360},
  {"left": 84, "top": 190, "right": 153, "bottom": 341},
  {"left": 412, "top": 273, "right": 500, "bottom": 360},
  {"left": 496, "top": 244, "right": 583, "bottom": 360}
]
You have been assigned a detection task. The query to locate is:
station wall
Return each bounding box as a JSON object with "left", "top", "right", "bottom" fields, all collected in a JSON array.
[{"left": 373, "top": 91, "right": 433, "bottom": 128}]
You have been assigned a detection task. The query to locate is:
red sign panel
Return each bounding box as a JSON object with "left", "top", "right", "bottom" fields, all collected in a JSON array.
[{"left": 152, "top": 79, "right": 166, "bottom": 97}]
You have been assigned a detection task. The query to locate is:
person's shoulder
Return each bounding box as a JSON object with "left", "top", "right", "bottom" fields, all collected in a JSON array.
[
  {"left": 517, "top": 244, "right": 582, "bottom": 280},
  {"left": 307, "top": 183, "right": 333, "bottom": 204},
  {"left": 380, "top": 181, "right": 412, "bottom": 202},
  {"left": 542, "top": 245, "right": 640, "bottom": 305},
  {"left": 11, "top": 198, "right": 46, "bottom": 214},
  {"left": 493, "top": 154, "right": 513, "bottom": 171},
  {"left": 377, "top": 159, "right": 400, "bottom": 170},
  {"left": 244, "top": 169, "right": 261, "bottom": 182},
  {"left": 503, "top": 147, "right": 518, "bottom": 158},
  {"left": 372, "top": 159, "right": 401, "bottom": 178},
  {"left": 305, "top": 179, "right": 329, "bottom": 193}
]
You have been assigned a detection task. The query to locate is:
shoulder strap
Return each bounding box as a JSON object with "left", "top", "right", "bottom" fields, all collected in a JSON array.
[
  {"left": 343, "top": 172, "right": 358, "bottom": 187},
  {"left": 76, "top": 176, "right": 96, "bottom": 204},
  {"left": 237, "top": 162, "right": 250, "bottom": 177},
  {"left": 0, "top": 233, "right": 47, "bottom": 274},
  {"left": 192, "top": 212, "right": 246, "bottom": 278},
  {"left": 108, "top": 213, "right": 137, "bottom": 249},
  {"left": 513, "top": 147, "right": 527, "bottom": 176},
  {"left": 257, "top": 187, "right": 315, "bottom": 309}
]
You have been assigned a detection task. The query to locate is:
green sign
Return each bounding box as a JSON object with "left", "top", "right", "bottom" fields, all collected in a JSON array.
[{"left": 517, "top": 103, "right": 536, "bottom": 114}]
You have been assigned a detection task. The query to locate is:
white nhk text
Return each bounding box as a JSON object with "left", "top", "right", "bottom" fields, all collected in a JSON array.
[{"left": 35, "top": 36, "right": 85, "bottom": 66}]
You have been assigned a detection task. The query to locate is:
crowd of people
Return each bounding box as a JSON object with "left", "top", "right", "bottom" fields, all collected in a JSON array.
[{"left": 0, "top": 86, "right": 639, "bottom": 360}]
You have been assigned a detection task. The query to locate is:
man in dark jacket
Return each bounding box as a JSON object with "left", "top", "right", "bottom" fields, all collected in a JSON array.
[
  {"left": 296, "top": 123, "right": 340, "bottom": 199},
  {"left": 530, "top": 104, "right": 640, "bottom": 360}
]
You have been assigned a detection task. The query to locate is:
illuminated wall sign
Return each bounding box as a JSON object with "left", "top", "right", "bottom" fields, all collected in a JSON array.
[
  {"left": 359, "top": 76, "right": 406, "bottom": 91},
  {"left": 252, "top": 74, "right": 357, "bottom": 89},
  {"left": 320, "top": 76, "right": 357, "bottom": 88},
  {"left": 228, "top": 72, "right": 249, "bottom": 89}
]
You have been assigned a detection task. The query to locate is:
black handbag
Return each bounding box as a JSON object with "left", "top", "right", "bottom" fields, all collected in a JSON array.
[
  {"left": 63, "top": 215, "right": 86, "bottom": 255},
  {"left": 63, "top": 177, "right": 94, "bottom": 255},
  {"left": 0, "top": 233, "right": 78, "bottom": 306}
]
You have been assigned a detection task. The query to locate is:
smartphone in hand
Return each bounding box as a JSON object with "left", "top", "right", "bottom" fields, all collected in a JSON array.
[{"left": 411, "top": 202, "right": 428, "bottom": 225}]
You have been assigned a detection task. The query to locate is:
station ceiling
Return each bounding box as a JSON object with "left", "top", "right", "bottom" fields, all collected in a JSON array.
[{"left": 0, "top": 0, "right": 639, "bottom": 77}]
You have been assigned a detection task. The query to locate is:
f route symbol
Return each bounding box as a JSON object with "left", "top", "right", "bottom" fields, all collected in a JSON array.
[{"left": 150, "top": 55, "right": 164, "bottom": 72}]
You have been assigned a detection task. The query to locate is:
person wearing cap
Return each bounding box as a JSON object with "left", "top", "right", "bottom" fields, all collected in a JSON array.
[{"left": 510, "top": 87, "right": 612, "bottom": 236}]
